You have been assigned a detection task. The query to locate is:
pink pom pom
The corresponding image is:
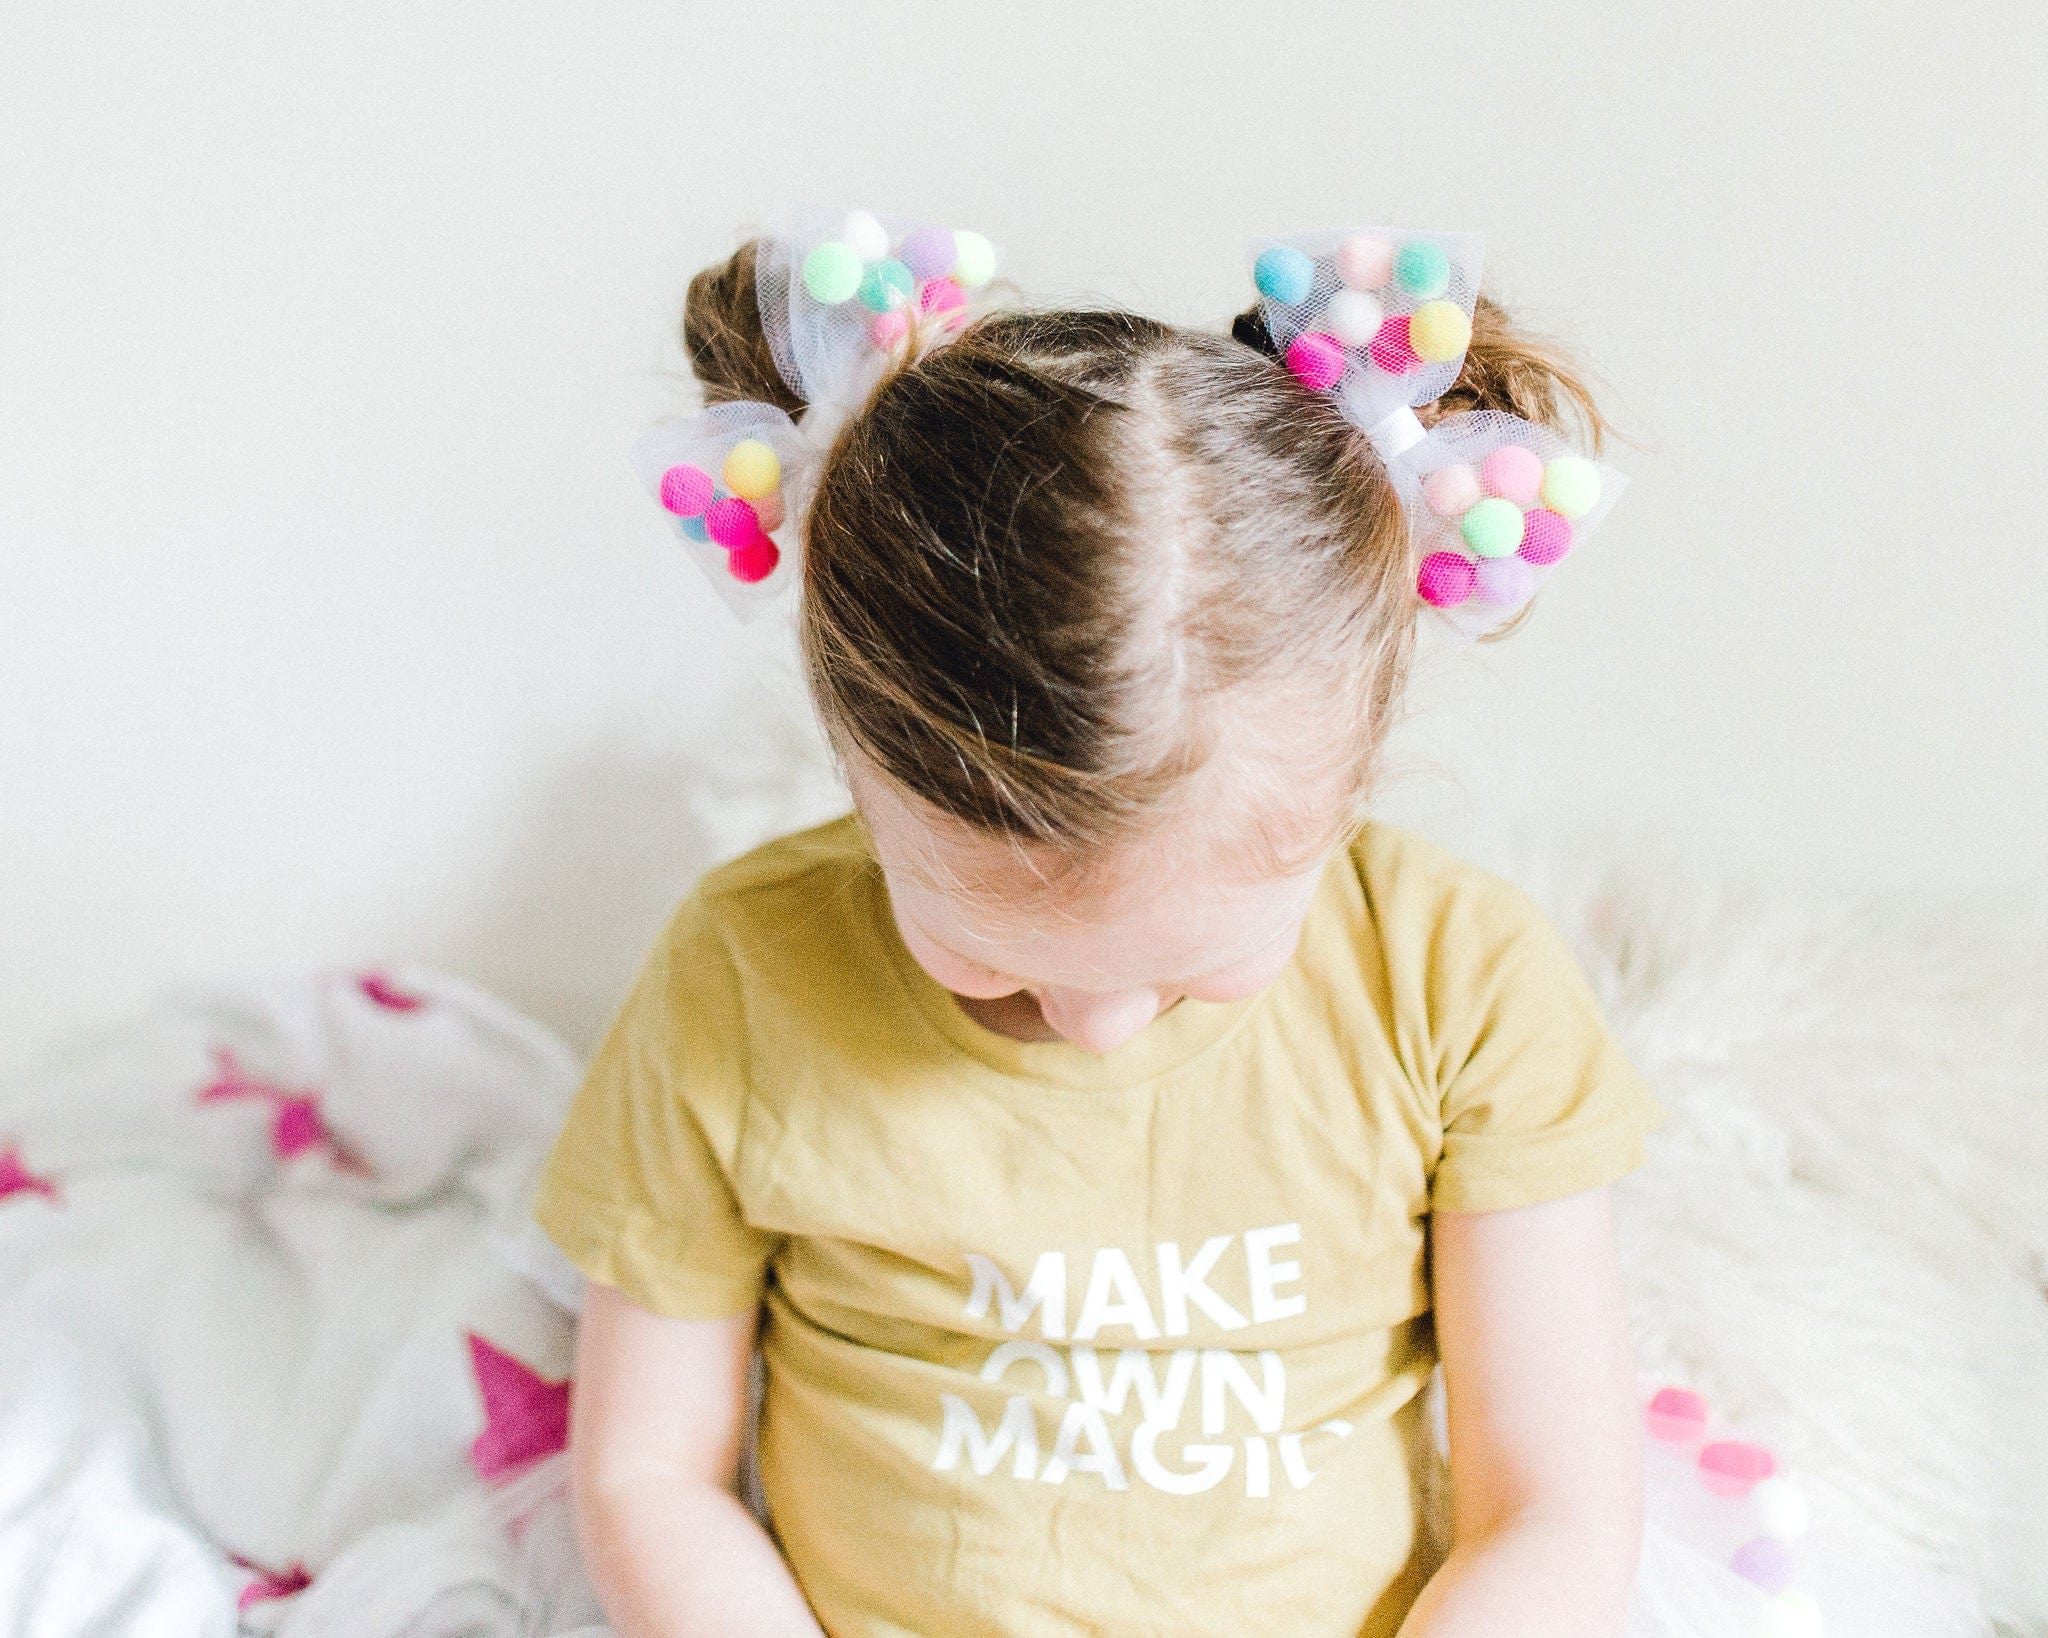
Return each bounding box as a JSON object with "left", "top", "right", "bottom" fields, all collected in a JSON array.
[
  {"left": 1480, "top": 444, "right": 1544, "bottom": 504},
  {"left": 918, "top": 276, "right": 968, "bottom": 332},
  {"left": 704, "top": 496, "right": 759, "bottom": 549},
  {"left": 1475, "top": 554, "right": 1536, "bottom": 607},
  {"left": 727, "top": 534, "right": 780, "bottom": 584},
  {"left": 919, "top": 276, "right": 965, "bottom": 316},
  {"left": 1517, "top": 508, "right": 1574, "bottom": 565},
  {"left": 659, "top": 464, "right": 714, "bottom": 517},
  {"left": 1699, "top": 1440, "right": 1777, "bottom": 1498},
  {"left": 1284, "top": 332, "right": 1346, "bottom": 392},
  {"left": 1416, "top": 551, "right": 1477, "bottom": 607},
  {"left": 1337, "top": 233, "right": 1394, "bottom": 290},
  {"left": 870, "top": 308, "right": 910, "bottom": 346},
  {"left": 753, "top": 490, "right": 785, "bottom": 532},
  {"left": 1645, "top": 1387, "right": 1709, "bottom": 1444},
  {"left": 1422, "top": 463, "right": 1481, "bottom": 517},
  {"left": 1369, "top": 314, "right": 1419, "bottom": 373}
]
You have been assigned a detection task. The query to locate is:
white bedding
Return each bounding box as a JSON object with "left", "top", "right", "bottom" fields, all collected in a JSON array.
[{"left": 0, "top": 967, "right": 603, "bottom": 1637}]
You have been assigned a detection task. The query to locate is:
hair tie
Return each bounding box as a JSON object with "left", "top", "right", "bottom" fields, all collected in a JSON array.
[
  {"left": 1249, "top": 228, "right": 1625, "bottom": 639},
  {"left": 632, "top": 207, "right": 1001, "bottom": 616}
]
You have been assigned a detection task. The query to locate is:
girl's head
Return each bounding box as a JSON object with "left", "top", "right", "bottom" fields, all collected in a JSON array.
[{"left": 684, "top": 241, "right": 1602, "bottom": 1050}]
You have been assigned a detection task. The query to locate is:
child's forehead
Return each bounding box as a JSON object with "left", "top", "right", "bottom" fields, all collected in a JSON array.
[
  {"left": 895, "top": 853, "right": 1320, "bottom": 992},
  {"left": 861, "top": 773, "right": 1325, "bottom": 982}
]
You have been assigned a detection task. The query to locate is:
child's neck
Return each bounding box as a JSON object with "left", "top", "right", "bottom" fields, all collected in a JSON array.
[
  {"left": 953, "top": 990, "right": 1066, "bottom": 1043},
  {"left": 953, "top": 990, "right": 1184, "bottom": 1046}
]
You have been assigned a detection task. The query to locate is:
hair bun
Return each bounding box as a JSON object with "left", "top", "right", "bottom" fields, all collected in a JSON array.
[{"left": 684, "top": 238, "right": 809, "bottom": 416}]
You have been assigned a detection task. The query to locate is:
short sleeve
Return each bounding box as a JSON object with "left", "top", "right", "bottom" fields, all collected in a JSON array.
[
  {"left": 533, "top": 894, "right": 781, "bottom": 1319},
  {"left": 1423, "top": 879, "right": 1664, "bottom": 1215}
]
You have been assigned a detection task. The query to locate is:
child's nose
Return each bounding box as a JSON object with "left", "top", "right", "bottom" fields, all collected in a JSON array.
[{"left": 1033, "top": 988, "right": 1162, "bottom": 1054}]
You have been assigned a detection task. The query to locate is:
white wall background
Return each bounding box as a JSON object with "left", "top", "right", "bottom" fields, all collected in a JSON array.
[{"left": 5, "top": 2, "right": 2044, "bottom": 1076}]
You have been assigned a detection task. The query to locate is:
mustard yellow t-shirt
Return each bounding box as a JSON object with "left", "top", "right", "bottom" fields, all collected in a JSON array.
[{"left": 535, "top": 815, "right": 1661, "bottom": 1638}]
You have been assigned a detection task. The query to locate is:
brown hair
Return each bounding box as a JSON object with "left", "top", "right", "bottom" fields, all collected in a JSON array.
[{"left": 683, "top": 240, "right": 1606, "bottom": 872}]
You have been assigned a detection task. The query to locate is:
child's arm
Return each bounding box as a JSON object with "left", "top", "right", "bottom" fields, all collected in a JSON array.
[
  {"left": 568, "top": 1284, "right": 825, "bottom": 1638},
  {"left": 1397, "top": 1187, "right": 1643, "bottom": 1638}
]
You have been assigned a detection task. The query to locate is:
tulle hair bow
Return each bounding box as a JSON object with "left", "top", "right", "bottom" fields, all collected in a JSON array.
[
  {"left": 631, "top": 206, "right": 1001, "bottom": 615},
  {"left": 1249, "top": 229, "right": 1624, "bottom": 638}
]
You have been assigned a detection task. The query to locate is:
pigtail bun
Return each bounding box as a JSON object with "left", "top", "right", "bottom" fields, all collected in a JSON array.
[
  {"left": 1429, "top": 293, "right": 1606, "bottom": 449},
  {"left": 682, "top": 238, "right": 808, "bottom": 416}
]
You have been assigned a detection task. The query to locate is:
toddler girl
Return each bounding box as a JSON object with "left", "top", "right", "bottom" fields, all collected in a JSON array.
[{"left": 537, "top": 212, "right": 1662, "bottom": 1638}]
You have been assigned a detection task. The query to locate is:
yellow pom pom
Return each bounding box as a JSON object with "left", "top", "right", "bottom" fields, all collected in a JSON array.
[
  {"left": 1407, "top": 301, "right": 1472, "bottom": 364},
  {"left": 722, "top": 439, "right": 781, "bottom": 501}
]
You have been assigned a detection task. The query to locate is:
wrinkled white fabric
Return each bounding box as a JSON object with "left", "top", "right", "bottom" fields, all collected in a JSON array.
[{"left": 0, "top": 967, "right": 602, "bottom": 1637}]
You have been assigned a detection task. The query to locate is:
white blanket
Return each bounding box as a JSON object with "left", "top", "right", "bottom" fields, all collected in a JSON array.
[{"left": 0, "top": 966, "right": 603, "bottom": 1637}]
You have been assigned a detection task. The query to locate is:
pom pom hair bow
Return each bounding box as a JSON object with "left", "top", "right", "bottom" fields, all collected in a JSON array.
[
  {"left": 1250, "top": 228, "right": 1625, "bottom": 638},
  {"left": 631, "top": 207, "right": 1001, "bottom": 616}
]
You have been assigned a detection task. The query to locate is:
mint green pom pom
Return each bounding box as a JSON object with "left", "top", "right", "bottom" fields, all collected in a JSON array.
[
  {"left": 1540, "top": 456, "right": 1602, "bottom": 520},
  {"left": 1394, "top": 240, "right": 1451, "bottom": 300},
  {"left": 802, "top": 241, "right": 864, "bottom": 306},
  {"left": 1461, "top": 497, "right": 1525, "bottom": 557},
  {"left": 857, "top": 257, "right": 914, "bottom": 313}
]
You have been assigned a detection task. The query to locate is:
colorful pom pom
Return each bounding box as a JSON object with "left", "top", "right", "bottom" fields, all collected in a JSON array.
[
  {"left": 1644, "top": 1386, "right": 1709, "bottom": 1444},
  {"left": 1337, "top": 233, "right": 1394, "bottom": 291},
  {"left": 840, "top": 209, "right": 890, "bottom": 264},
  {"left": 870, "top": 308, "right": 911, "bottom": 347},
  {"left": 704, "top": 496, "right": 760, "bottom": 549},
  {"left": 1480, "top": 444, "right": 1545, "bottom": 504},
  {"left": 1407, "top": 300, "right": 1472, "bottom": 365},
  {"left": 1699, "top": 1440, "right": 1777, "bottom": 1499},
  {"left": 857, "top": 257, "right": 914, "bottom": 313},
  {"left": 1461, "top": 497, "right": 1525, "bottom": 557},
  {"left": 801, "top": 241, "right": 864, "bottom": 306},
  {"left": 678, "top": 514, "right": 709, "bottom": 542},
  {"left": 1369, "top": 314, "right": 1420, "bottom": 373},
  {"left": 1730, "top": 1537, "right": 1797, "bottom": 1595},
  {"left": 726, "top": 534, "right": 780, "bottom": 584},
  {"left": 899, "top": 224, "right": 957, "bottom": 281},
  {"left": 952, "top": 229, "right": 997, "bottom": 289},
  {"left": 1254, "top": 245, "right": 1316, "bottom": 306},
  {"left": 917, "top": 276, "right": 968, "bottom": 330},
  {"left": 1417, "top": 551, "right": 1477, "bottom": 607},
  {"left": 1326, "top": 289, "right": 1384, "bottom": 347},
  {"left": 721, "top": 440, "right": 781, "bottom": 501},
  {"left": 1475, "top": 554, "right": 1537, "bottom": 607},
  {"left": 1422, "top": 463, "right": 1481, "bottom": 517},
  {"left": 1750, "top": 1478, "right": 1812, "bottom": 1542},
  {"left": 1518, "top": 509, "right": 1573, "bottom": 565},
  {"left": 1393, "top": 240, "right": 1451, "bottom": 299},
  {"left": 752, "top": 489, "right": 785, "bottom": 532},
  {"left": 658, "top": 463, "right": 714, "bottom": 517},
  {"left": 1540, "top": 455, "right": 1601, "bottom": 519},
  {"left": 1285, "top": 332, "right": 1345, "bottom": 392}
]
